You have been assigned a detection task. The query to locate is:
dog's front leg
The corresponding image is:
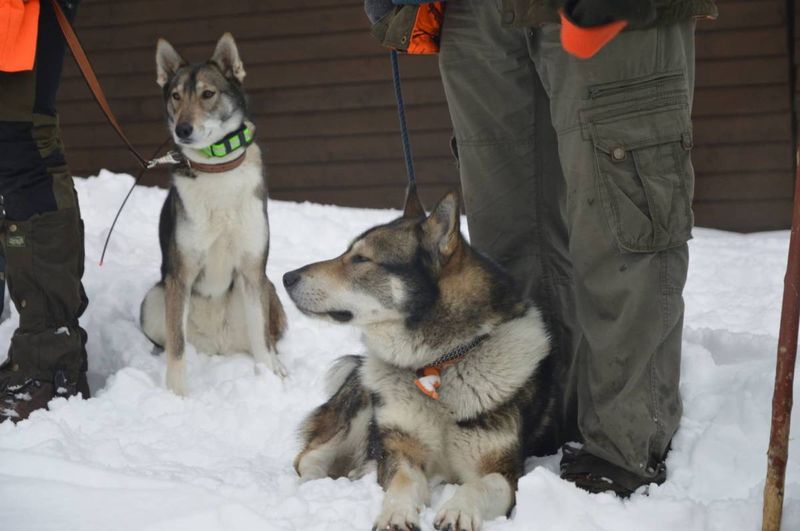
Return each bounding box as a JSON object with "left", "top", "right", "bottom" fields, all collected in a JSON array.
[
  {"left": 238, "top": 261, "right": 287, "bottom": 378},
  {"left": 164, "top": 270, "right": 194, "bottom": 396},
  {"left": 434, "top": 472, "right": 515, "bottom": 531},
  {"left": 374, "top": 430, "right": 430, "bottom": 531}
]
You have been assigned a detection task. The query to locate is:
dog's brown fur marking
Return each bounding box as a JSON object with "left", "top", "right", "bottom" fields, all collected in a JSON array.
[
  {"left": 268, "top": 280, "right": 287, "bottom": 344},
  {"left": 479, "top": 447, "right": 521, "bottom": 486},
  {"left": 376, "top": 429, "right": 427, "bottom": 487},
  {"left": 295, "top": 360, "right": 370, "bottom": 477}
]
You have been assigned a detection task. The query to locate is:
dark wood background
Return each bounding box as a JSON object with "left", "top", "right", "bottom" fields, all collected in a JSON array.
[{"left": 57, "top": 0, "right": 795, "bottom": 232}]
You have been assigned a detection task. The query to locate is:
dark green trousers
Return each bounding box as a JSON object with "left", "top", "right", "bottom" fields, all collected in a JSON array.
[
  {"left": 0, "top": 0, "right": 87, "bottom": 385},
  {"left": 439, "top": 0, "right": 695, "bottom": 479}
]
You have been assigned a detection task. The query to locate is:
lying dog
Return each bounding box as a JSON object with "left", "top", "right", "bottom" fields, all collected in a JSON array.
[
  {"left": 140, "top": 34, "right": 287, "bottom": 395},
  {"left": 284, "top": 186, "right": 556, "bottom": 530}
]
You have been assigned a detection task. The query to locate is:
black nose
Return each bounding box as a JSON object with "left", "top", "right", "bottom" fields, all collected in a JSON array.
[
  {"left": 283, "top": 271, "right": 300, "bottom": 289},
  {"left": 175, "top": 123, "right": 193, "bottom": 139}
]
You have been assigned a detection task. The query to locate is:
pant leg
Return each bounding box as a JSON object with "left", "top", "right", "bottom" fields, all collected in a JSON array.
[
  {"left": 0, "top": 0, "right": 88, "bottom": 385},
  {"left": 532, "top": 21, "right": 695, "bottom": 477},
  {"left": 438, "top": 0, "right": 580, "bottom": 444}
]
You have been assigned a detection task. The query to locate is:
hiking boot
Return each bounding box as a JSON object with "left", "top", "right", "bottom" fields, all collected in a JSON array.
[
  {"left": 0, "top": 366, "right": 89, "bottom": 423},
  {"left": 560, "top": 444, "right": 666, "bottom": 497}
]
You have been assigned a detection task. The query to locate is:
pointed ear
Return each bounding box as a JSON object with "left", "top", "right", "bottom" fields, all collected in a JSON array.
[
  {"left": 211, "top": 33, "right": 246, "bottom": 83},
  {"left": 155, "top": 38, "right": 186, "bottom": 87},
  {"left": 422, "top": 192, "right": 461, "bottom": 259},
  {"left": 402, "top": 183, "right": 426, "bottom": 219}
]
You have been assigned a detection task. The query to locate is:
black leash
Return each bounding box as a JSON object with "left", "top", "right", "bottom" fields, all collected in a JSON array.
[
  {"left": 98, "top": 138, "right": 172, "bottom": 266},
  {"left": 390, "top": 50, "right": 417, "bottom": 185}
]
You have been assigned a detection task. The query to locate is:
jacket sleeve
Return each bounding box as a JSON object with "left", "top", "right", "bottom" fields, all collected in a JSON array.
[{"left": 562, "top": 0, "right": 656, "bottom": 27}]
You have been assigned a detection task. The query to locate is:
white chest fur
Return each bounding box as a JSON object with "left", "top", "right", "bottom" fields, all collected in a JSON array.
[{"left": 172, "top": 149, "right": 269, "bottom": 297}]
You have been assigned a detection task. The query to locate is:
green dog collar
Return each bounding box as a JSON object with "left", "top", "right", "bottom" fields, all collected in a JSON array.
[{"left": 199, "top": 125, "right": 254, "bottom": 158}]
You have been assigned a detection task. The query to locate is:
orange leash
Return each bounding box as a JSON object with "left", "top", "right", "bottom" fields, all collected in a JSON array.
[{"left": 49, "top": 0, "right": 149, "bottom": 167}]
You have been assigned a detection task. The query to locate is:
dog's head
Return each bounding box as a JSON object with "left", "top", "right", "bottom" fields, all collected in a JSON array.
[
  {"left": 283, "top": 185, "right": 468, "bottom": 328},
  {"left": 155, "top": 33, "right": 247, "bottom": 149}
]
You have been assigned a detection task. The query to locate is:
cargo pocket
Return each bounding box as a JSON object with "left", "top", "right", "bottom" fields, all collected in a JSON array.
[{"left": 586, "top": 92, "right": 694, "bottom": 253}]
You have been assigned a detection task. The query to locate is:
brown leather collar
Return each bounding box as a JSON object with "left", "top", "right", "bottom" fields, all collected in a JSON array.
[{"left": 182, "top": 151, "right": 248, "bottom": 174}]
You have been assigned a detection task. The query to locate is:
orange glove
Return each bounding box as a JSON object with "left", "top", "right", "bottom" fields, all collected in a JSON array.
[
  {"left": 0, "top": 0, "right": 40, "bottom": 72},
  {"left": 559, "top": 0, "right": 656, "bottom": 59},
  {"left": 560, "top": 10, "right": 626, "bottom": 59}
]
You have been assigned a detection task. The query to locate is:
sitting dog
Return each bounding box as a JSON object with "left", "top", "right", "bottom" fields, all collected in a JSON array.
[
  {"left": 140, "top": 34, "right": 287, "bottom": 395},
  {"left": 284, "top": 186, "right": 556, "bottom": 531}
]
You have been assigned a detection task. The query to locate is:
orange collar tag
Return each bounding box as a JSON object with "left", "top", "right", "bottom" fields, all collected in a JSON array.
[
  {"left": 413, "top": 334, "right": 490, "bottom": 400},
  {"left": 415, "top": 367, "right": 442, "bottom": 400}
]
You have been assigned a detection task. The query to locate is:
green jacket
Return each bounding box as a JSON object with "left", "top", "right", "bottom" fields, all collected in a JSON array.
[{"left": 501, "top": 0, "right": 718, "bottom": 28}]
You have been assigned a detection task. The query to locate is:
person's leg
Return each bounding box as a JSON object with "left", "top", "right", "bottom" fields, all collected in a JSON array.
[
  {"left": 438, "top": 0, "right": 580, "bottom": 447},
  {"left": 0, "top": 0, "right": 88, "bottom": 422},
  {"left": 532, "top": 21, "right": 695, "bottom": 485}
]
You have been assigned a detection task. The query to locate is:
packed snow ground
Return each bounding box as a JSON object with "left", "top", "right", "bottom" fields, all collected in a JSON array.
[{"left": 0, "top": 171, "right": 798, "bottom": 531}]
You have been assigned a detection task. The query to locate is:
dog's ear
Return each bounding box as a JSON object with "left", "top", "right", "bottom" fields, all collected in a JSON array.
[
  {"left": 211, "top": 33, "right": 246, "bottom": 83},
  {"left": 155, "top": 38, "right": 186, "bottom": 87},
  {"left": 402, "top": 183, "right": 426, "bottom": 219},
  {"left": 422, "top": 191, "right": 461, "bottom": 260}
]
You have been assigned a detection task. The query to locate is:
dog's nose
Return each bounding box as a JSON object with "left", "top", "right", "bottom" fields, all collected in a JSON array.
[
  {"left": 175, "top": 123, "right": 193, "bottom": 139},
  {"left": 283, "top": 271, "right": 301, "bottom": 289}
]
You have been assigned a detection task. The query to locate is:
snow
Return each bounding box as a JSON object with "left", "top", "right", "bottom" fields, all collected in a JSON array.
[{"left": 0, "top": 170, "right": 798, "bottom": 531}]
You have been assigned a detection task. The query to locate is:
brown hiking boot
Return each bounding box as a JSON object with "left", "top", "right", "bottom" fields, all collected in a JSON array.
[
  {"left": 560, "top": 444, "right": 666, "bottom": 497},
  {"left": 0, "top": 367, "right": 89, "bottom": 423}
]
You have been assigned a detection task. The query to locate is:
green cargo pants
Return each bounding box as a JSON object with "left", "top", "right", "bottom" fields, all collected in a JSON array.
[
  {"left": 0, "top": 0, "right": 88, "bottom": 387},
  {"left": 439, "top": 0, "right": 694, "bottom": 480}
]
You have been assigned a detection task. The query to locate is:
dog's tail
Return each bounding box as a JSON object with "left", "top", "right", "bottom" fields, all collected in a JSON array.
[{"left": 325, "top": 355, "right": 363, "bottom": 397}]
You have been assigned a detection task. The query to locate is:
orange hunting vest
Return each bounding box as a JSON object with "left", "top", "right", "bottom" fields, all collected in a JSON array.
[{"left": 0, "top": 0, "right": 40, "bottom": 72}]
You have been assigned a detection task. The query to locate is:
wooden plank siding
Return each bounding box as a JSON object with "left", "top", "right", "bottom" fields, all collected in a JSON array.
[
  {"left": 693, "top": 0, "right": 794, "bottom": 231},
  {"left": 57, "top": 0, "right": 795, "bottom": 231}
]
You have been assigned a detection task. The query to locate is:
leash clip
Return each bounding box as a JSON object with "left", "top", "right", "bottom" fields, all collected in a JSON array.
[{"left": 146, "top": 150, "right": 184, "bottom": 169}]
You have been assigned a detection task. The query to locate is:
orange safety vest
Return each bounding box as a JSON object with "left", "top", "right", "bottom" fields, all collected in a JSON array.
[{"left": 0, "top": 0, "right": 40, "bottom": 72}]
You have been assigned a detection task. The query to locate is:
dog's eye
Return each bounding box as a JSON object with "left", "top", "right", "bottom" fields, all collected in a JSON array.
[
  {"left": 351, "top": 254, "right": 370, "bottom": 264},
  {"left": 201, "top": 90, "right": 216, "bottom": 99},
  {"left": 171, "top": 92, "right": 181, "bottom": 101}
]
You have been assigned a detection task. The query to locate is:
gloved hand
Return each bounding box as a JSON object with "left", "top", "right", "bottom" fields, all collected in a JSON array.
[
  {"left": 559, "top": 0, "right": 656, "bottom": 59},
  {"left": 364, "top": 0, "right": 393, "bottom": 24},
  {"left": 365, "top": 0, "right": 444, "bottom": 54},
  {"left": 562, "top": 0, "right": 656, "bottom": 27}
]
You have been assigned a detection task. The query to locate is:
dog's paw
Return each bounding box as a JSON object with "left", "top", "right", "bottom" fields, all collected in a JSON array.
[
  {"left": 273, "top": 359, "right": 288, "bottom": 379},
  {"left": 294, "top": 450, "right": 330, "bottom": 482},
  {"left": 165, "top": 369, "right": 187, "bottom": 397},
  {"left": 434, "top": 503, "right": 483, "bottom": 531},
  {"left": 254, "top": 350, "right": 288, "bottom": 379},
  {"left": 254, "top": 358, "right": 288, "bottom": 379},
  {"left": 373, "top": 506, "right": 420, "bottom": 531}
]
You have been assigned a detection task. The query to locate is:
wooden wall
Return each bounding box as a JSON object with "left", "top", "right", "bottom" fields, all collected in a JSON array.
[
  {"left": 58, "top": 0, "right": 456, "bottom": 210},
  {"left": 693, "top": 0, "right": 794, "bottom": 231},
  {"left": 58, "top": 0, "right": 795, "bottom": 232}
]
